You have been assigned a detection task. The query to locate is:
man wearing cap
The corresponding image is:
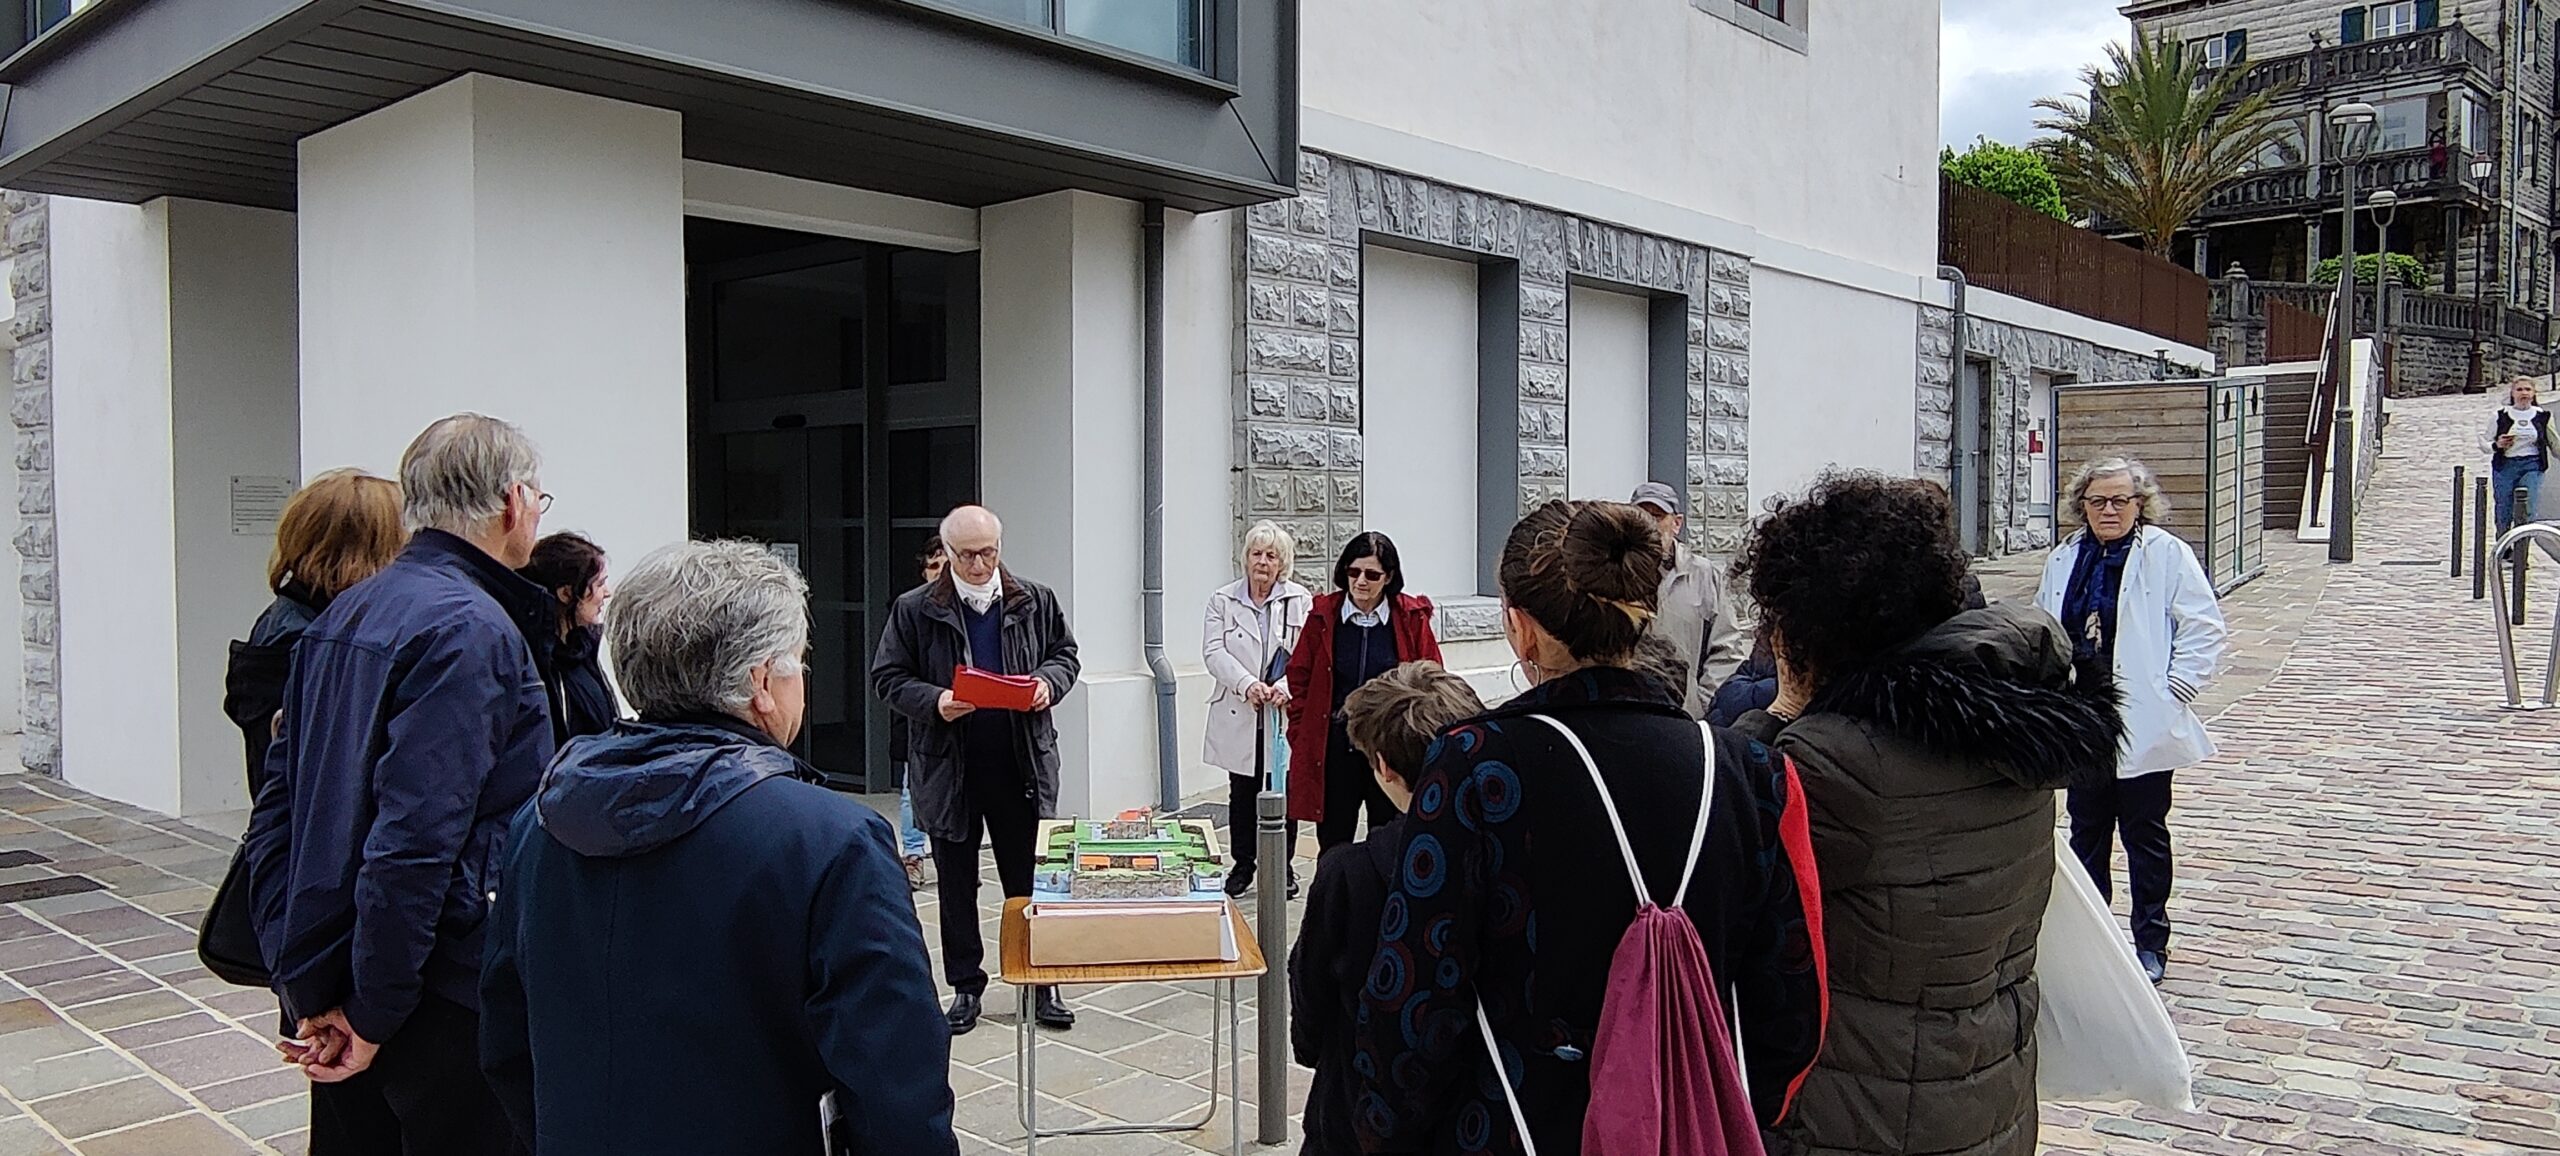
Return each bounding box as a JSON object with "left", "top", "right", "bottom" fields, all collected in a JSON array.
[{"left": 1630, "top": 481, "right": 1746, "bottom": 718}]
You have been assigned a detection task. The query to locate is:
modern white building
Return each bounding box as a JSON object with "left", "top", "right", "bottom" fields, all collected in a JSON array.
[{"left": 0, "top": 0, "right": 2183, "bottom": 823}]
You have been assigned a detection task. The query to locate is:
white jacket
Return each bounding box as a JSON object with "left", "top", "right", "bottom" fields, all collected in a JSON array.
[
  {"left": 2035, "top": 525, "right": 2229, "bottom": 778},
  {"left": 1201, "top": 577, "right": 1312, "bottom": 776}
]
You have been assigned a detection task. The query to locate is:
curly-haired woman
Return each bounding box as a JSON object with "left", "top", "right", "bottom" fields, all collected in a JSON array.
[
  {"left": 1352, "top": 501, "right": 1825, "bottom": 1154},
  {"left": 2035, "top": 457, "right": 2228, "bottom": 987},
  {"left": 1733, "top": 473, "right": 2123, "bottom": 1156}
]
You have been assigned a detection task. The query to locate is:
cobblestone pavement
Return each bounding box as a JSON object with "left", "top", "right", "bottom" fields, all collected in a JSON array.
[{"left": 0, "top": 393, "right": 2554, "bottom": 1154}]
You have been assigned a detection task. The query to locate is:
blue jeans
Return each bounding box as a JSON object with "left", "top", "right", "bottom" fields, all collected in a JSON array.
[
  {"left": 2493, "top": 457, "right": 2546, "bottom": 534},
  {"left": 897, "top": 782, "right": 928, "bottom": 859}
]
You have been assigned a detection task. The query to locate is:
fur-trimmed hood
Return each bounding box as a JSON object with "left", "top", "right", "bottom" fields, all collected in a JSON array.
[{"left": 1808, "top": 603, "right": 2123, "bottom": 789}]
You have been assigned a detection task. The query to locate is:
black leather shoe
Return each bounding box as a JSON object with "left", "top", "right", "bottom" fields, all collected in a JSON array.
[
  {"left": 1224, "top": 862, "right": 1254, "bottom": 898},
  {"left": 2137, "top": 950, "right": 2168, "bottom": 986},
  {"left": 1034, "top": 986, "right": 1075, "bottom": 1030},
  {"left": 945, "top": 993, "right": 982, "bottom": 1035}
]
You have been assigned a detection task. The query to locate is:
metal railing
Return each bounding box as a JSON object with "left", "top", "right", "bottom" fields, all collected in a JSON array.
[
  {"left": 2490, "top": 524, "right": 2560, "bottom": 709},
  {"left": 2202, "top": 147, "right": 2488, "bottom": 219},
  {"left": 2206, "top": 23, "right": 2495, "bottom": 101}
]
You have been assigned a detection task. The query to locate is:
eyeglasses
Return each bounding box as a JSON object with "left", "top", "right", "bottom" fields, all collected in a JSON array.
[
  {"left": 952, "top": 545, "right": 1000, "bottom": 565},
  {"left": 1345, "top": 566, "right": 1388, "bottom": 582},
  {"left": 519, "top": 485, "right": 553, "bottom": 514},
  {"left": 2082, "top": 495, "right": 2140, "bottom": 512}
]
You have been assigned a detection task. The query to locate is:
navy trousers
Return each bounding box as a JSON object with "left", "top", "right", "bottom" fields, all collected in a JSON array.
[{"left": 2067, "top": 770, "right": 2175, "bottom": 958}]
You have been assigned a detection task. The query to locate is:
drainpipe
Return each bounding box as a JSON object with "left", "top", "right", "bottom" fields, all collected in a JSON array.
[
  {"left": 1142, "top": 202, "right": 1181, "bottom": 812},
  {"left": 1938, "top": 262, "right": 1969, "bottom": 468}
]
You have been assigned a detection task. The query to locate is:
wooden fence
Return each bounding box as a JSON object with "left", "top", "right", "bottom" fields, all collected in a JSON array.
[
  {"left": 2267, "top": 297, "right": 2326, "bottom": 362},
  {"left": 1940, "top": 177, "right": 2210, "bottom": 348}
]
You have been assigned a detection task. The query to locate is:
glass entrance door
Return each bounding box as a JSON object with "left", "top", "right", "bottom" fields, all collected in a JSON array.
[{"left": 687, "top": 219, "right": 977, "bottom": 791}]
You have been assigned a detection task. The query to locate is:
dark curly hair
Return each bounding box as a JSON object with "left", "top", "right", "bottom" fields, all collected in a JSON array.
[
  {"left": 1497, "top": 500, "right": 1666, "bottom": 663},
  {"left": 1732, "top": 472, "right": 1970, "bottom": 684}
]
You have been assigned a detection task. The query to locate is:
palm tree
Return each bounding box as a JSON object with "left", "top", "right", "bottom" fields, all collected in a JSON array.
[{"left": 2034, "top": 33, "right": 2293, "bottom": 259}]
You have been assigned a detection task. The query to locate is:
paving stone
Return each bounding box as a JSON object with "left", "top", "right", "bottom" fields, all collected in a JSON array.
[
  {"left": 103, "top": 1011, "right": 230, "bottom": 1050},
  {"left": 62, "top": 991, "right": 193, "bottom": 1032},
  {"left": 26, "top": 1075, "right": 186, "bottom": 1139},
  {"left": 0, "top": 1047, "right": 135, "bottom": 1101},
  {"left": 191, "top": 1068, "right": 306, "bottom": 1113},
  {"left": 78, "top": 1113, "right": 260, "bottom": 1156},
  {"left": 221, "top": 1094, "right": 306, "bottom": 1141},
  {"left": 135, "top": 1030, "right": 291, "bottom": 1089},
  {"left": 0, "top": 1117, "right": 70, "bottom": 1156}
]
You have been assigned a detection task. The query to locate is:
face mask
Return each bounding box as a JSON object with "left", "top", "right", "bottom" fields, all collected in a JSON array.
[{"left": 954, "top": 570, "right": 1000, "bottom": 612}]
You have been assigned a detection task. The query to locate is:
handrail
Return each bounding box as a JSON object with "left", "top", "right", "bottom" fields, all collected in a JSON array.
[{"left": 2490, "top": 524, "right": 2560, "bottom": 710}]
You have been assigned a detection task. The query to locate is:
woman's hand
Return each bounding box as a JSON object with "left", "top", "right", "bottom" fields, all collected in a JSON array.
[
  {"left": 2498, "top": 433, "right": 2518, "bottom": 451},
  {"left": 1243, "top": 682, "right": 1268, "bottom": 707}
]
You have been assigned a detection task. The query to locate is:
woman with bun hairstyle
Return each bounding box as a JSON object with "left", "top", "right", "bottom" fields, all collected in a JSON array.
[{"left": 1352, "top": 501, "right": 1827, "bottom": 1155}]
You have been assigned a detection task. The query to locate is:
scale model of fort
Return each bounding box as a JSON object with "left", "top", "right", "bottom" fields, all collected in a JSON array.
[{"left": 1031, "top": 809, "right": 1228, "bottom": 901}]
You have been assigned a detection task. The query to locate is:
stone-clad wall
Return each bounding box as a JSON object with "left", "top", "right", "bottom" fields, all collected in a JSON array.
[
  {"left": 1235, "top": 151, "right": 1750, "bottom": 636},
  {"left": 1918, "top": 304, "right": 2167, "bottom": 554},
  {"left": 7, "top": 192, "right": 56, "bottom": 775}
]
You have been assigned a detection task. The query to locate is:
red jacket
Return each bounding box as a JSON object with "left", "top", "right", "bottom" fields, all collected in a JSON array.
[{"left": 1282, "top": 591, "right": 1443, "bottom": 822}]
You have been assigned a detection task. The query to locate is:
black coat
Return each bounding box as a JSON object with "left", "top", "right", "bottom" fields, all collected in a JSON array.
[
  {"left": 223, "top": 585, "right": 327, "bottom": 796},
  {"left": 240, "top": 530, "right": 559, "bottom": 1042},
  {"left": 1737, "top": 603, "right": 2123, "bottom": 1156},
  {"left": 868, "top": 571, "right": 1079, "bottom": 843},
  {"left": 1291, "top": 817, "right": 1403, "bottom": 1156},
  {"left": 1351, "top": 667, "right": 1827, "bottom": 1154},
  {"left": 480, "top": 714, "right": 956, "bottom": 1156},
  {"left": 550, "top": 626, "right": 621, "bottom": 744}
]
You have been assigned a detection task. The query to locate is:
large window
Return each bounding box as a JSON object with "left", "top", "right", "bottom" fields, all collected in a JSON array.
[
  {"left": 1565, "top": 287, "right": 1652, "bottom": 504},
  {"left": 2250, "top": 119, "right": 2307, "bottom": 170},
  {"left": 931, "top": 0, "right": 1207, "bottom": 71},
  {"left": 2370, "top": 1, "right": 2419, "bottom": 38},
  {"left": 2374, "top": 96, "right": 2427, "bottom": 152},
  {"left": 1361, "top": 246, "right": 1481, "bottom": 601}
]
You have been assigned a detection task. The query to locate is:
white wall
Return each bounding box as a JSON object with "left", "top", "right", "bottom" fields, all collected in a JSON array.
[
  {"left": 51, "top": 199, "right": 181, "bottom": 814},
  {"left": 1748, "top": 268, "right": 1922, "bottom": 506},
  {"left": 1361, "top": 246, "right": 1479, "bottom": 601},
  {"left": 979, "top": 190, "right": 1153, "bottom": 818},
  {"left": 1163, "top": 208, "right": 1239, "bottom": 803},
  {"left": 169, "top": 201, "right": 299, "bottom": 817},
  {"left": 1301, "top": 0, "right": 1940, "bottom": 277},
  {"left": 298, "top": 75, "right": 688, "bottom": 574},
  {"left": 1567, "top": 286, "right": 1652, "bottom": 501}
]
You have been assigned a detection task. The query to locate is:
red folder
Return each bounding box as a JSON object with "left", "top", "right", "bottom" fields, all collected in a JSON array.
[{"left": 954, "top": 666, "right": 1041, "bottom": 711}]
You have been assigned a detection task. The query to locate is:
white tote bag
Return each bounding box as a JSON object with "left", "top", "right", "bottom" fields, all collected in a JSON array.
[{"left": 2033, "top": 844, "right": 2195, "bottom": 1110}]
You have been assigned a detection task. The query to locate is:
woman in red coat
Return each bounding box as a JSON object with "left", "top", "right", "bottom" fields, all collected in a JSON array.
[{"left": 1284, "top": 531, "right": 1444, "bottom": 863}]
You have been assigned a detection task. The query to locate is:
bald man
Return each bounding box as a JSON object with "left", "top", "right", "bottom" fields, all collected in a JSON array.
[{"left": 870, "top": 506, "right": 1082, "bottom": 1034}]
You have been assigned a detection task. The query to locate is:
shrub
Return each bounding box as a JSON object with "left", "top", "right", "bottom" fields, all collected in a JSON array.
[
  {"left": 1941, "top": 138, "right": 2070, "bottom": 221},
  {"left": 2312, "top": 252, "right": 2428, "bottom": 289}
]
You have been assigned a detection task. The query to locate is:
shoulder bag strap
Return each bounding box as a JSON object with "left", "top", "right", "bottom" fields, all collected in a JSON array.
[{"left": 1668, "top": 720, "right": 1719, "bottom": 910}]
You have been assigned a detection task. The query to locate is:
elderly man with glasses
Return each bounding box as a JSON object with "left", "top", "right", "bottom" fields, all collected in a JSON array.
[
  {"left": 242, "top": 413, "right": 560, "bottom": 1153},
  {"left": 479, "top": 540, "right": 956, "bottom": 1156},
  {"left": 870, "top": 505, "right": 1082, "bottom": 1035}
]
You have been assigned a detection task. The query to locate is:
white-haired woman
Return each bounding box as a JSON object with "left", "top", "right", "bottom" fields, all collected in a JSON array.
[
  {"left": 1202, "top": 520, "right": 1312, "bottom": 897},
  {"left": 2035, "top": 456, "right": 2229, "bottom": 985}
]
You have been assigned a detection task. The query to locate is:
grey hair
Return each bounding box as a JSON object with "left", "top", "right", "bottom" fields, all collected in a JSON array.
[
  {"left": 2061, "top": 455, "right": 2171, "bottom": 529},
  {"left": 939, "top": 504, "right": 1002, "bottom": 542},
  {"left": 1240, "top": 520, "right": 1295, "bottom": 576},
  {"left": 606, "top": 540, "right": 811, "bottom": 718},
  {"left": 398, "top": 414, "right": 542, "bottom": 535}
]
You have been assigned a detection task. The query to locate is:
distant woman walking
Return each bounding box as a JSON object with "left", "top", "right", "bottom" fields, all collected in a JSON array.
[
  {"left": 2036, "top": 456, "right": 2228, "bottom": 987},
  {"left": 2488, "top": 376, "right": 2552, "bottom": 532},
  {"left": 1202, "top": 521, "right": 1311, "bottom": 897},
  {"left": 1285, "top": 531, "right": 1441, "bottom": 855}
]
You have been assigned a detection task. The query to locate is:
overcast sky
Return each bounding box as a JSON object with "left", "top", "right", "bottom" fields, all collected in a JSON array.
[{"left": 1942, "top": 0, "right": 2128, "bottom": 149}]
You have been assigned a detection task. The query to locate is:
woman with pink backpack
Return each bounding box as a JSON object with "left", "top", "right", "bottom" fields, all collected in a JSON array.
[{"left": 1351, "top": 499, "right": 1829, "bottom": 1155}]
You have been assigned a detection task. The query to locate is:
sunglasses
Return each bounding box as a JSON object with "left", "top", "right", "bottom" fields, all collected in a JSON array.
[{"left": 1345, "top": 566, "right": 1388, "bottom": 582}]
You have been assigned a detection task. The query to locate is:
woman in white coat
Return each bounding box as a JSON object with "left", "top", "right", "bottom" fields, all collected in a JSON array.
[
  {"left": 1204, "top": 521, "right": 1312, "bottom": 898},
  {"left": 2036, "top": 456, "right": 2229, "bottom": 987}
]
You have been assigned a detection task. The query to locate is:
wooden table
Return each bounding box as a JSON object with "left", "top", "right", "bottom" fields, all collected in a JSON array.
[{"left": 997, "top": 897, "right": 1268, "bottom": 1156}]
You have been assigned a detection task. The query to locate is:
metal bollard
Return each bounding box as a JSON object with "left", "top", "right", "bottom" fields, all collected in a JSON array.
[
  {"left": 2515, "top": 488, "right": 2534, "bottom": 627},
  {"left": 1255, "top": 791, "right": 1288, "bottom": 1145},
  {"left": 2476, "top": 476, "right": 2492, "bottom": 600},
  {"left": 2454, "top": 466, "right": 2467, "bottom": 577}
]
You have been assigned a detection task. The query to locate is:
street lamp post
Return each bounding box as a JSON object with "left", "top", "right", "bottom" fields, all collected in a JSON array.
[
  {"left": 2329, "top": 100, "right": 2378, "bottom": 564},
  {"left": 2472, "top": 157, "right": 2496, "bottom": 394},
  {"left": 2368, "top": 187, "right": 2400, "bottom": 365}
]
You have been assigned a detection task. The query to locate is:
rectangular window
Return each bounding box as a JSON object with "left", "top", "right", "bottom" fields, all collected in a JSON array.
[
  {"left": 1564, "top": 287, "right": 1652, "bottom": 503},
  {"left": 2517, "top": 227, "right": 2535, "bottom": 301},
  {"left": 2526, "top": 113, "right": 2543, "bottom": 183},
  {"left": 2370, "top": 1, "right": 2418, "bottom": 37},
  {"left": 1361, "top": 246, "right": 1481, "bottom": 601},
  {"left": 2375, "top": 96, "right": 2428, "bottom": 152},
  {"left": 923, "top": 0, "right": 1208, "bottom": 71},
  {"left": 1739, "top": 0, "right": 1783, "bottom": 14},
  {"left": 2191, "top": 35, "right": 2230, "bottom": 70},
  {"left": 2252, "top": 119, "right": 2307, "bottom": 169}
]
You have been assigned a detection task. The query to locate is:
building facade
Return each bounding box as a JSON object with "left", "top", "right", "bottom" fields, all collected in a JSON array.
[
  {"left": 0, "top": 0, "right": 2102, "bottom": 822},
  {"left": 2127, "top": 0, "right": 2554, "bottom": 313}
]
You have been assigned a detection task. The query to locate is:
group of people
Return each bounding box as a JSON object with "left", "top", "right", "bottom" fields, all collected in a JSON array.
[{"left": 215, "top": 405, "right": 2230, "bottom": 1156}]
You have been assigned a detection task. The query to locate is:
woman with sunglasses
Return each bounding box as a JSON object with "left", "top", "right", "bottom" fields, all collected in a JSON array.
[
  {"left": 2036, "top": 456, "right": 2228, "bottom": 986},
  {"left": 1283, "top": 531, "right": 1444, "bottom": 856}
]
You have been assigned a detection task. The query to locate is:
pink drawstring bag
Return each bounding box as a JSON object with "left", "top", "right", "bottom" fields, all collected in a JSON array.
[{"left": 1472, "top": 717, "right": 1765, "bottom": 1156}]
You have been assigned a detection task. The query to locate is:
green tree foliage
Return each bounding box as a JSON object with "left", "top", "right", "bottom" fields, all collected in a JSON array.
[
  {"left": 2034, "top": 33, "right": 2292, "bottom": 258},
  {"left": 1940, "top": 138, "right": 2070, "bottom": 221},
  {"left": 2313, "top": 252, "right": 2428, "bottom": 289}
]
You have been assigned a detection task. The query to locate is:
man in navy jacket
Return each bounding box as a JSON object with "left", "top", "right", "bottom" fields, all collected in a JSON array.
[
  {"left": 242, "top": 413, "right": 556, "bottom": 1153},
  {"left": 480, "top": 540, "right": 957, "bottom": 1155}
]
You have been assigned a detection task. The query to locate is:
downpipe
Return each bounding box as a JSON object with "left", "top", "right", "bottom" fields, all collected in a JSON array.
[{"left": 1142, "top": 202, "right": 1182, "bottom": 812}]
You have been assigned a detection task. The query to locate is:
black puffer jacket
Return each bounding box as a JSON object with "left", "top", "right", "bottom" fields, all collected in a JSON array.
[{"left": 1737, "top": 602, "right": 2121, "bottom": 1156}]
